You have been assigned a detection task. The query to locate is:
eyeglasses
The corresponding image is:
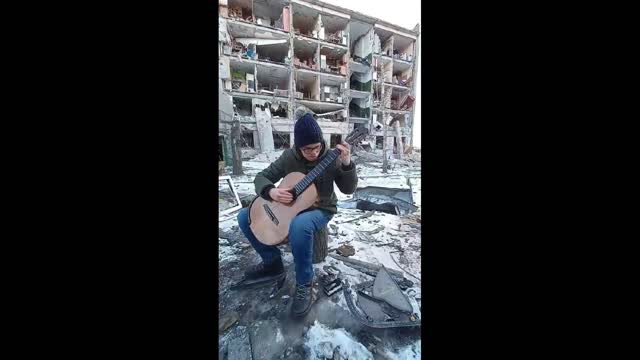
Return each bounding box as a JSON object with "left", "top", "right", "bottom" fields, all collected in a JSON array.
[{"left": 301, "top": 144, "right": 322, "bottom": 154}]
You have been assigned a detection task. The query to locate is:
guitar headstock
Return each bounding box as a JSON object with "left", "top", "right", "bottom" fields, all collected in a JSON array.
[{"left": 344, "top": 127, "right": 370, "bottom": 147}]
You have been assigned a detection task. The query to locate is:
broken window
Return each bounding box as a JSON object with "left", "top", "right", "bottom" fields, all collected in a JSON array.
[
  {"left": 241, "top": 131, "right": 255, "bottom": 147},
  {"left": 233, "top": 97, "right": 253, "bottom": 116},
  {"left": 392, "top": 57, "right": 413, "bottom": 87},
  {"left": 390, "top": 87, "right": 411, "bottom": 110},
  {"left": 252, "top": 0, "right": 289, "bottom": 30},
  {"left": 273, "top": 132, "right": 291, "bottom": 149},
  {"left": 228, "top": 59, "right": 256, "bottom": 93},
  {"left": 254, "top": 41, "right": 289, "bottom": 64},
  {"left": 292, "top": 3, "right": 348, "bottom": 41},
  {"left": 320, "top": 46, "right": 348, "bottom": 76},
  {"left": 392, "top": 34, "right": 415, "bottom": 62},
  {"left": 219, "top": 176, "right": 242, "bottom": 215},
  {"left": 256, "top": 63, "right": 289, "bottom": 96},
  {"left": 320, "top": 75, "right": 345, "bottom": 104},
  {"left": 349, "top": 97, "right": 371, "bottom": 119},
  {"left": 227, "top": 0, "right": 253, "bottom": 22},
  {"left": 295, "top": 71, "right": 319, "bottom": 101},
  {"left": 350, "top": 71, "right": 372, "bottom": 92},
  {"left": 350, "top": 22, "right": 373, "bottom": 66},
  {"left": 293, "top": 37, "right": 319, "bottom": 70}
]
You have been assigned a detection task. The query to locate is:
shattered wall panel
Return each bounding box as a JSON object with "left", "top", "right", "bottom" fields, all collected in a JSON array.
[
  {"left": 350, "top": 71, "right": 372, "bottom": 92},
  {"left": 353, "top": 28, "right": 374, "bottom": 64},
  {"left": 350, "top": 97, "right": 371, "bottom": 118},
  {"left": 219, "top": 18, "right": 231, "bottom": 44}
]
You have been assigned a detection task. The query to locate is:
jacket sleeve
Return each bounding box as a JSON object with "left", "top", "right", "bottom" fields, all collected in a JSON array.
[
  {"left": 254, "top": 151, "right": 288, "bottom": 199},
  {"left": 334, "top": 161, "right": 358, "bottom": 194}
]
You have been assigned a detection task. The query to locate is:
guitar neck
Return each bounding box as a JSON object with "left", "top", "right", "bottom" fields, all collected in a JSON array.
[{"left": 293, "top": 149, "right": 341, "bottom": 196}]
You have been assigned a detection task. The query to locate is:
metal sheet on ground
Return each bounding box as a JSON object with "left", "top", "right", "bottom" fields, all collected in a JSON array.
[{"left": 372, "top": 266, "right": 413, "bottom": 313}]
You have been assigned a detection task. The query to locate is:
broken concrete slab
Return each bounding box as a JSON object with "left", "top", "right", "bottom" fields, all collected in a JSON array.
[
  {"left": 227, "top": 325, "right": 253, "bottom": 360},
  {"left": 328, "top": 254, "right": 405, "bottom": 279},
  {"left": 219, "top": 311, "right": 239, "bottom": 333},
  {"left": 357, "top": 293, "right": 389, "bottom": 321},
  {"left": 372, "top": 267, "right": 413, "bottom": 314},
  {"left": 250, "top": 319, "right": 288, "bottom": 360}
]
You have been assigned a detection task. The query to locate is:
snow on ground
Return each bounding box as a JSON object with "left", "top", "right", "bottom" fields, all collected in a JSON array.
[
  {"left": 305, "top": 321, "right": 374, "bottom": 360},
  {"left": 219, "top": 149, "right": 422, "bottom": 358},
  {"left": 384, "top": 340, "right": 422, "bottom": 360},
  {"left": 218, "top": 238, "right": 241, "bottom": 262}
]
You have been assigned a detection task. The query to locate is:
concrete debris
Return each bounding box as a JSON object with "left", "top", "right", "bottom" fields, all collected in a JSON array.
[
  {"left": 336, "top": 244, "right": 355, "bottom": 257},
  {"left": 218, "top": 132, "right": 421, "bottom": 358},
  {"left": 219, "top": 311, "right": 239, "bottom": 333},
  {"left": 372, "top": 267, "right": 413, "bottom": 313},
  {"left": 226, "top": 325, "right": 253, "bottom": 360},
  {"left": 335, "top": 210, "right": 374, "bottom": 224},
  {"left": 328, "top": 254, "right": 405, "bottom": 280},
  {"left": 250, "top": 320, "right": 288, "bottom": 360}
]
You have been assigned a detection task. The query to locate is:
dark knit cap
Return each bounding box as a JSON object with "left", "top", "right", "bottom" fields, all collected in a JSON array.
[{"left": 294, "top": 113, "right": 323, "bottom": 148}]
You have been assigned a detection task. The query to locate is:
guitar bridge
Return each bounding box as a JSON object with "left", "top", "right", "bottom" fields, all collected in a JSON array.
[{"left": 263, "top": 204, "right": 279, "bottom": 225}]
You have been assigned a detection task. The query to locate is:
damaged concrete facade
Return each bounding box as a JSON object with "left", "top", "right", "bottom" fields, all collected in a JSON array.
[{"left": 218, "top": 0, "right": 420, "bottom": 165}]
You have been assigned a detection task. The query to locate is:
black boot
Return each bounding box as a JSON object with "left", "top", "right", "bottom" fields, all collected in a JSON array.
[
  {"left": 291, "top": 283, "right": 314, "bottom": 317},
  {"left": 244, "top": 257, "right": 284, "bottom": 281}
]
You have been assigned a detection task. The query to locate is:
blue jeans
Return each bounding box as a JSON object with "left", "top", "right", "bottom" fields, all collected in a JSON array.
[{"left": 237, "top": 207, "right": 332, "bottom": 285}]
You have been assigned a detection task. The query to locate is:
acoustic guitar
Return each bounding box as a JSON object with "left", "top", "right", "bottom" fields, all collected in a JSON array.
[{"left": 249, "top": 127, "right": 369, "bottom": 245}]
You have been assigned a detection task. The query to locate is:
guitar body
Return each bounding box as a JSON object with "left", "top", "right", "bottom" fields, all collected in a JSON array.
[{"left": 249, "top": 172, "right": 318, "bottom": 246}]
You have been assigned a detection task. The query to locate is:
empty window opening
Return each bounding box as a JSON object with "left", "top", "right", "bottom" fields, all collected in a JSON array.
[
  {"left": 320, "top": 76, "right": 345, "bottom": 104},
  {"left": 252, "top": 0, "right": 289, "bottom": 30},
  {"left": 254, "top": 42, "right": 289, "bottom": 64},
  {"left": 349, "top": 97, "right": 371, "bottom": 118},
  {"left": 256, "top": 64, "right": 290, "bottom": 95},
  {"left": 351, "top": 71, "right": 372, "bottom": 92},
  {"left": 229, "top": 59, "right": 256, "bottom": 93},
  {"left": 233, "top": 97, "right": 253, "bottom": 116},
  {"left": 273, "top": 132, "right": 291, "bottom": 149},
  {"left": 241, "top": 131, "right": 255, "bottom": 148},
  {"left": 376, "top": 136, "right": 384, "bottom": 149},
  {"left": 295, "top": 72, "right": 319, "bottom": 101},
  {"left": 320, "top": 46, "right": 347, "bottom": 75},
  {"left": 227, "top": 0, "right": 253, "bottom": 22},
  {"left": 350, "top": 21, "right": 373, "bottom": 64},
  {"left": 374, "top": 28, "right": 393, "bottom": 56},
  {"left": 293, "top": 37, "right": 318, "bottom": 70},
  {"left": 292, "top": 4, "right": 348, "bottom": 39},
  {"left": 392, "top": 35, "right": 415, "bottom": 62},
  {"left": 392, "top": 50, "right": 413, "bottom": 87}
]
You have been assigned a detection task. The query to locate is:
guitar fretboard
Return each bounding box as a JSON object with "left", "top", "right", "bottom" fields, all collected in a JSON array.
[{"left": 293, "top": 149, "right": 341, "bottom": 196}]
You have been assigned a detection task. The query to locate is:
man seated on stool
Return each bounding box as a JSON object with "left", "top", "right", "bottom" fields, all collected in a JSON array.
[{"left": 236, "top": 113, "right": 358, "bottom": 317}]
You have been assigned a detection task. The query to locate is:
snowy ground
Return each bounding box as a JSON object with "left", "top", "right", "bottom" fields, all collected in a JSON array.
[{"left": 219, "top": 149, "right": 422, "bottom": 359}]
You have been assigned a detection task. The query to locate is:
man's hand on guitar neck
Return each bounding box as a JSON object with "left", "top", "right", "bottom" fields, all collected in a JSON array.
[
  {"left": 269, "top": 187, "right": 294, "bottom": 204},
  {"left": 336, "top": 141, "right": 351, "bottom": 166}
]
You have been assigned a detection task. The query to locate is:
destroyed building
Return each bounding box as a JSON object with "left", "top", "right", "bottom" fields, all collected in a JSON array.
[{"left": 218, "top": 0, "right": 420, "bottom": 165}]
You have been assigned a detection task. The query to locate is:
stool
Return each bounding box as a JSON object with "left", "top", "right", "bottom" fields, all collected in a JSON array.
[
  {"left": 279, "top": 226, "right": 329, "bottom": 264},
  {"left": 312, "top": 227, "right": 329, "bottom": 264}
]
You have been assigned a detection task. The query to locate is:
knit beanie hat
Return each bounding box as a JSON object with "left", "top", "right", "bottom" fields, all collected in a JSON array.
[{"left": 294, "top": 113, "right": 323, "bottom": 148}]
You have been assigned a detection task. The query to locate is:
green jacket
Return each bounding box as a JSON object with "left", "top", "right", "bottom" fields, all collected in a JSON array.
[{"left": 254, "top": 141, "right": 358, "bottom": 214}]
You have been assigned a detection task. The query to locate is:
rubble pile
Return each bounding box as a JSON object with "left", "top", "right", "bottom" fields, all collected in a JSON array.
[{"left": 218, "top": 147, "right": 422, "bottom": 359}]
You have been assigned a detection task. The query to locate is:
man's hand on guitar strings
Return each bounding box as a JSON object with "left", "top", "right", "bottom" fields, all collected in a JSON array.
[
  {"left": 336, "top": 141, "right": 351, "bottom": 166},
  {"left": 269, "top": 187, "right": 294, "bottom": 204}
]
